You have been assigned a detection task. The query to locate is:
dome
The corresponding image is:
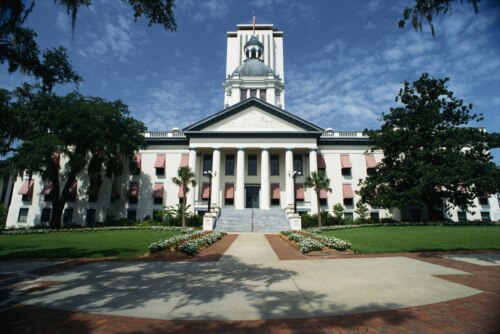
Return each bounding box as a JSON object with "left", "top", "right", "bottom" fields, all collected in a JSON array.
[
  {"left": 244, "top": 35, "right": 264, "bottom": 49},
  {"left": 232, "top": 58, "right": 274, "bottom": 76}
]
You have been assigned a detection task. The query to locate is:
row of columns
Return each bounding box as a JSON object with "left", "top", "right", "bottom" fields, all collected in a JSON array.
[{"left": 186, "top": 147, "right": 319, "bottom": 212}]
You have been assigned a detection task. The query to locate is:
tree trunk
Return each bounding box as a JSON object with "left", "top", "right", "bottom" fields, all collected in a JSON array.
[
  {"left": 316, "top": 191, "right": 322, "bottom": 228},
  {"left": 424, "top": 199, "right": 444, "bottom": 222},
  {"left": 182, "top": 194, "right": 186, "bottom": 228},
  {"left": 49, "top": 169, "right": 61, "bottom": 229},
  {"left": 52, "top": 172, "right": 76, "bottom": 229}
]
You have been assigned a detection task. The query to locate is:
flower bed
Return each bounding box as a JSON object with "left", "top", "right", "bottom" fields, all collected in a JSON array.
[
  {"left": 149, "top": 230, "right": 226, "bottom": 256},
  {"left": 281, "top": 230, "right": 351, "bottom": 254},
  {"left": 0, "top": 226, "right": 192, "bottom": 235}
]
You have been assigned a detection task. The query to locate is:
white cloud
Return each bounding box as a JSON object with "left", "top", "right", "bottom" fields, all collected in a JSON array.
[{"left": 178, "top": 0, "right": 230, "bottom": 22}]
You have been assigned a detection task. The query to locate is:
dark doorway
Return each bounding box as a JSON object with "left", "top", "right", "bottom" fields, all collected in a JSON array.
[{"left": 245, "top": 186, "right": 260, "bottom": 208}]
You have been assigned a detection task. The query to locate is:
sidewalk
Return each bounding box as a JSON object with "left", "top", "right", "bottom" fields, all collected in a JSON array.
[{"left": 0, "top": 233, "right": 499, "bottom": 333}]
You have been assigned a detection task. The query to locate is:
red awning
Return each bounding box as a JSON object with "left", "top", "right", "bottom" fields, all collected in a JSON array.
[
  {"left": 178, "top": 185, "right": 185, "bottom": 198},
  {"left": 340, "top": 155, "right": 352, "bottom": 168},
  {"left": 42, "top": 181, "right": 53, "bottom": 195},
  {"left": 317, "top": 154, "right": 326, "bottom": 169},
  {"left": 52, "top": 152, "right": 60, "bottom": 166},
  {"left": 111, "top": 182, "right": 121, "bottom": 198},
  {"left": 320, "top": 188, "right": 329, "bottom": 199},
  {"left": 18, "top": 180, "right": 34, "bottom": 195},
  {"left": 225, "top": 183, "right": 234, "bottom": 199},
  {"left": 342, "top": 184, "right": 354, "bottom": 199},
  {"left": 153, "top": 183, "right": 164, "bottom": 198},
  {"left": 201, "top": 183, "right": 210, "bottom": 199},
  {"left": 69, "top": 180, "right": 77, "bottom": 197},
  {"left": 271, "top": 183, "right": 280, "bottom": 199},
  {"left": 154, "top": 154, "right": 166, "bottom": 168},
  {"left": 365, "top": 154, "right": 377, "bottom": 169},
  {"left": 179, "top": 154, "right": 189, "bottom": 167},
  {"left": 134, "top": 153, "right": 142, "bottom": 170},
  {"left": 128, "top": 182, "right": 139, "bottom": 198},
  {"left": 295, "top": 183, "right": 304, "bottom": 200}
]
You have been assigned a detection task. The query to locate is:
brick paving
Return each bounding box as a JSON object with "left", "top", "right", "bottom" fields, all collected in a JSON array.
[{"left": 0, "top": 234, "right": 499, "bottom": 333}]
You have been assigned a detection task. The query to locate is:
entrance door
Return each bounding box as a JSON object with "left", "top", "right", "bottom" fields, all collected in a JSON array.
[{"left": 245, "top": 186, "right": 260, "bottom": 208}]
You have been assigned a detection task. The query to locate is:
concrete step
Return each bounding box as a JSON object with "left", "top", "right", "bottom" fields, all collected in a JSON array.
[{"left": 215, "top": 208, "right": 290, "bottom": 233}]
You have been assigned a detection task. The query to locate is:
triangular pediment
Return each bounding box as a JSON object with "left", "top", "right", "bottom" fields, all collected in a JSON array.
[{"left": 183, "top": 97, "right": 323, "bottom": 133}]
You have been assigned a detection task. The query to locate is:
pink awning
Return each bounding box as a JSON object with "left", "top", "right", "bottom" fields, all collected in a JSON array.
[
  {"left": 317, "top": 154, "right": 326, "bottom": 169},
  {"left": 179, "top": 154, "right": 189, "bottom": 167},
  {"left": 42, "top": 181, "right": 53, "bottom": 195},
  {"left": 111, "top": 182, "right": 120, "bottom": 198},
  {"left": 365, "top": 154, "right": 377, "bottom": 169},
  {"left": 177, "top": 185, "right": 184, "bottom": 198},
  {"left": 271, "top": 183, "right": 280, "bottom": 199},
  {"left": 134, "top": 153, "right": 142, "bottom": 169},
  {"left": 342, "top": 184, "right": 354, "bottom": 199},
  {"left": 18, "top": 180, "right": 34, "bottom": 195},
  {"left": 153, "top": 183, "right": 164, "bottom": 198},
  {"left": 320, "top": 188, "right": 329, "bottom": 199},
  {"left": 201, "top": 183, "right": 210, "bottom": 199},
  {"left": 154, "top": 154, "right": 166, "bottom": 168},
  {"left": 69, "top": 180, "right": 77, "bottom": 197},
  {"left": 295, "top": 183, "right": 304, "bottom": 200},
  {"left": 340, "top": 155, "right": 352, "bottom": 168},
  {"left": 128, "top": 182, "right": 139, "bottom": 198},
  {"left": 225, "top": 183, "right": 234, "bottom": 199}
]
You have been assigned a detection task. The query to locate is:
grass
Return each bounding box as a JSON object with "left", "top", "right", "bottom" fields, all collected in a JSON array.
[
  {"left": 320, "top": 226, "right": 500, "bottom": 254},
  {"left": 0, "top": 230, "right": 180, "bottom": 259}
]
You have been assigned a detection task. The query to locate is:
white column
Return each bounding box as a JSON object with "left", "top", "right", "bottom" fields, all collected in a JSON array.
[
  {"left": 285, "top": 148, "right": 294, "bottom": 208},
  {"left": 235, "top": 148, "right": 245, "bottom": 209},
  {"left": 211, "top": 148, "right": 221, "bottom": 208},
  {"left": 309, "top": 148, "right": 318, "bottom": 214},
  {"left": 187, "top": 148, "right": 197, "bottom": 212},
  {"left": 260, "top": 148, "right": 270, "bottom": 210}
]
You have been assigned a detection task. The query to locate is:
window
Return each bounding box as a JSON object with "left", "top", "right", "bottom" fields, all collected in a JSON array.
[
  {"left": 344, "top": 198, "right": 354, "bottom": 206},
  {"left": 63, "top": 208, "right": 73, "bottom": 224},
  {"left": 319, "top": 198, "right": 328, "bottom": 207},
  {"left": 154, "top": 154, "right": 166, "bottom": 176},
  {"left": 155, "top": 167, "right": 165, "bottom": 176},
  {"left": 18, "top": 208, "right": 29, "bottom": 223},
  {"left": 250, "top": 89, "right": 257, "bottom": 97},
  {"left": 370, "top": 211, "right": 380, "bottom": 221},
  {"left": 129, "top": 197, "right": 138, "bottom": 204},
  {"left": 203, "top": 154, "right": 213, "bottom": 173},
  {"left": 259, "top": 89, "right": 266, "bottom": 101},
  {"left": 479, "top": 197, "right": 489, "bottom": 205},
  {"left": 154, "top": 197, "right": 163, "bottom": 205},
  {"left": 41, "top": 208, "right": 51, "bottom": 223},
  {"left": 131, "top": 154, "right": 141, "bottom": 175},
  {"left": 153, "top": 210, "right": 162, "bottom": 221},
  {"left": 128, "top": 182, "right": 139, "bottom": 204},
  {"left": 481, "top": 212, "right": 490, "bottom": 222},
  {"left": 248, "top": 154, "right": 257, "bottom": 176},
  {"left": 86, "top": 208, "right": 96, "bottom": 225},
  {"left": 240, "top": 89, "right": 247, "bottom": 101},
  {"left": 225, "top": 154, "right": 235, "bottom": 175},
  {"left": 22, "top": 194, "right": 32, "bottom": 202},
  {"left": 270, "top": 155, "right": 280, "bottom": 176},
  {"left": 89, "top": 193, "right": 98, "bottom": 203},
  {"left": 367, "top": 168, "right": 376, "bottom": 176},
  {"left": 271, "top": 198, "right": 280, "bottom": 206},
  {"left": 293, "top": 154, "right": 303, "bottom": 174},
  {"left": 344, "top": 212, "right": 354, "bottom": 221},
  {"left": 457, "top": 211, "right": 467, "bottom": 223},
  {"left": 67, "top": 180, "right": 77, "bottom": 202},
  {"left": 225, "top": 198, "right": 234, "bottom": 205},
  {"left": 342, "top": 168, "right": 351, "bottom": 176},
  {"left": 127, "top": 210, "right": 137, "bottom": 221}
]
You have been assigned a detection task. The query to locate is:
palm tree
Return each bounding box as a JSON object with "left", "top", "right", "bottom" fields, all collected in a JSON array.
[
  {"left": 172, "top": 167, "right": 196, "bottom": 228},
  {"left": 304, "top": 171, "right": 332, "bottom": 228}
]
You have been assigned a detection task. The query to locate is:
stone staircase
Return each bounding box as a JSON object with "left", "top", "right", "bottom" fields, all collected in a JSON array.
[{"left": 215, "top": 208, "right": 290, "bottom": 233}]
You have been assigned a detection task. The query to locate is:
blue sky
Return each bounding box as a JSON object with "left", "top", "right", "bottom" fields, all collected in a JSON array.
[{"left": 2, "top": 0, "right": 500, "bottom": 163}]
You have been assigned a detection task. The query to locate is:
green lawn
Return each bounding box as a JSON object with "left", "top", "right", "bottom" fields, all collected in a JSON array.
[
  {"left": 0, "top": 230, "right": 180, "bottom": 259},
  {"left": 321, "top": 226, "right": 500, "bottom": 254}
]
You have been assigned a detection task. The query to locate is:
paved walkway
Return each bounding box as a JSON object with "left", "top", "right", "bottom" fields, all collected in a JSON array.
[{"left": 0, "top": 233, "right": 499, "bottom": 333}]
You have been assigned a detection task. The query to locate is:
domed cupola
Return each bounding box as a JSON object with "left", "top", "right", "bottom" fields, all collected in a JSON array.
[{"left": 244, "top": 35, "right": 264, "bottom": 59}]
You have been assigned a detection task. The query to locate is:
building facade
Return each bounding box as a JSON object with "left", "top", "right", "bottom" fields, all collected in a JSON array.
[{"left": 5, "top": 24, "right": 499, "bottom": 228}]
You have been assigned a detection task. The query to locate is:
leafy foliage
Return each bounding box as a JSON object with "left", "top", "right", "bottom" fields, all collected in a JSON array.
[
  {"left": 332, "top": 203, "right": 345, "bottom": 222},
  {"left": 354, "top": 202, "right": 369, "bottom": 223},
  {"left": 399, "top": 0, "right": 480, "bottom": 37},
  {"left": 358, "top": 73, "right": 500, "bottom": 220},
  {"left": 8, "top": 89, "right": 147, "bottom": 228},
  {"left": 304, "top": 170, "right": 332, "bottom": 228}
]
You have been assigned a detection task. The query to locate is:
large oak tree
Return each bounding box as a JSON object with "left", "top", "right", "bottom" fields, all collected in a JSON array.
[{"left": 358, "top": 73, "right": 500, "bottom": 221}]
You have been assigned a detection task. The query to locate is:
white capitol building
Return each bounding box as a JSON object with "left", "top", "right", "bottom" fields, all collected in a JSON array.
[{"left": 4, "top": 23, "right": 499, "bottom": 228}]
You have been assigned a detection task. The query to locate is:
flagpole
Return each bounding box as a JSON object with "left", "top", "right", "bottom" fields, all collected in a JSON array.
[{"left": 252, "top": 11, "right": 256, "bottom": 35}]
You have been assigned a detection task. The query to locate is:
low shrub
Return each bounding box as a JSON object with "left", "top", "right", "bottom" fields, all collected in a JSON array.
[
  {"left": 1, "top": 226, "right": 192, "bottom": 235},
  {"left": 149, "top": 230, "right": 226, "bottom": 255},
  {"left": 282, "top": 230, "right": 351, "bottom": 254}
]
